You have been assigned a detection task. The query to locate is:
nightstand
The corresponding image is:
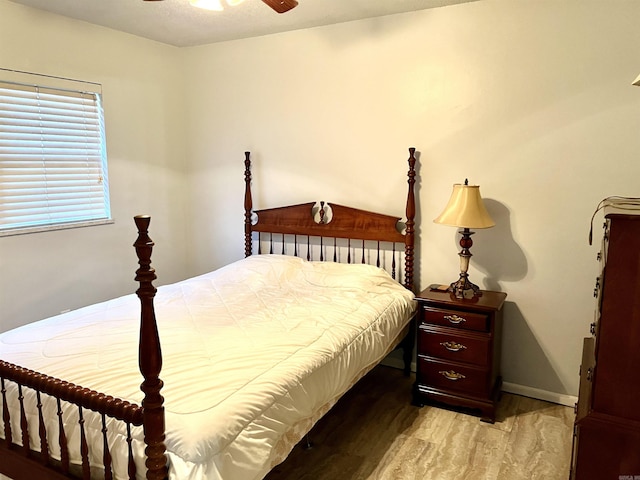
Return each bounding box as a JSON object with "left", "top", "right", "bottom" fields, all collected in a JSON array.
[{"left": 412, "top": 288, "right": 506, "bottom": 423}]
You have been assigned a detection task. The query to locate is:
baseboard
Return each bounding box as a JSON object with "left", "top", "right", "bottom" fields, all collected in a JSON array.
[
  {"left": 502, "top": 382, "right": 577, "bottom": 407},
  {"left": 380, "top": 357, "right": 577, "bottom": 408}
]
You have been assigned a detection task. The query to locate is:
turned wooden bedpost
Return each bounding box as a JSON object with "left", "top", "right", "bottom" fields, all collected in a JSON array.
[
  {"left": 244, "top": 151, "right": 253, "bottom": 257},
  {"left": 133, "top": 216, "right": 168, "bottom": 480},
  {"left": 404, "top": 147, "right": 417, "bottom": 293}
]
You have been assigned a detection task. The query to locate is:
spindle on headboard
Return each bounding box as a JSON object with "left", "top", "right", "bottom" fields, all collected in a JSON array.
[{"left": 133, "top": 215, "right": 168, "bottom": 480}]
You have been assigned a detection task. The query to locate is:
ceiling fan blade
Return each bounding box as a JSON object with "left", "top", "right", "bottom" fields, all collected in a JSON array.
[{"left": 261, "top": 0, "right": 298, "bottom": 13}]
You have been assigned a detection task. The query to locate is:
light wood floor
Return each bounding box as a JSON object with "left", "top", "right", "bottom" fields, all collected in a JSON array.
[{"left": 265, "top": 365, "right": 574, "bottom": 480}]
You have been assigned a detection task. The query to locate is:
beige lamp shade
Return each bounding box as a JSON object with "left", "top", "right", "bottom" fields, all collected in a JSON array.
[
  {"left": 434, "top": 183, "right": 495, "bottom": 229},
  {"left": 634, "top": 73, "right": 640, "bottom": 86}
]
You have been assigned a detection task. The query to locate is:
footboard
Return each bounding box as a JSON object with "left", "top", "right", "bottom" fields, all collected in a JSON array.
[
  {"left": 0, "top": 361, "right": 143, "bottom": 480},
  {"left": 0, "top": 216, "right": 168, "bottom": 480}
]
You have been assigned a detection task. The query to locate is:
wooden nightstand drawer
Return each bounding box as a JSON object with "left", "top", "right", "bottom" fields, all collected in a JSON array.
[
  {"left": 417, "top": 326, "right": 490, "bottom": 366},
  {"left": 422, "top": 306, "right": 489, "bottom": 332},
  {"left": 417, "top": 357, "right": 488, "bottom": 397}
]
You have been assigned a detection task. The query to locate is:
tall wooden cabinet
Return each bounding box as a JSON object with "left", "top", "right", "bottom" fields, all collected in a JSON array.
[{"left": 570, "top": 214, "right": 640, "bottom": 479}]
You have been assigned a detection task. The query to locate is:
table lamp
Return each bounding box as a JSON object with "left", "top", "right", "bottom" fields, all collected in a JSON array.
[{"left": 434, "top": 179, "right": 495, "bottom": 298}]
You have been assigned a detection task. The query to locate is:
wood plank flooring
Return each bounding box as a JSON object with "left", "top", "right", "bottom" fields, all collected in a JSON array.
[{"left": 265, "top": 365, "right": 574, "bottom": 480}]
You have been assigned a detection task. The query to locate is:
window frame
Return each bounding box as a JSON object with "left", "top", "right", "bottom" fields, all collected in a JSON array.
[{"left": 0, "top": 71, "right": 112, "bottom": 237}]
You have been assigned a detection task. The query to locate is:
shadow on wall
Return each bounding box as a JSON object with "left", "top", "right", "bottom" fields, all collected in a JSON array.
[
  {"left": 501, "top": 301, "right": 567, "bottom": 395},
  {"left": 472, "top": 198, "right": 527, "bottom": 291},
  {"left": 461, "top": 199, "right": 567, "bottom": 394}
]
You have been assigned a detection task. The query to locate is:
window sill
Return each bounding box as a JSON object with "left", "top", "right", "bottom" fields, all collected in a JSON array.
[{"left": 0, "top": 218, "right": 115, "bottom": 237}]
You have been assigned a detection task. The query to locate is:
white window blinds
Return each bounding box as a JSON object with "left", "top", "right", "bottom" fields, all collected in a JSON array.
[{"left": 0, "top": 78, "right": 111, "bottom": 236}]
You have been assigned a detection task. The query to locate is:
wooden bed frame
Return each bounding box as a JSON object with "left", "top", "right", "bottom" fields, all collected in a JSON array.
[{"left": 0, "top": 147, "right": 418, "bottom": 480}]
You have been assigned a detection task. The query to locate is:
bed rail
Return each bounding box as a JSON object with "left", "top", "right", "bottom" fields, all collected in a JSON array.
[{"left": 0, "top": 361, "right": 143, "bottom": 480}]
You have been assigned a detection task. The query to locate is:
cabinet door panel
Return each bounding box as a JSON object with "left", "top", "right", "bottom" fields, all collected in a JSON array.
[
  {"left": 575, "top": 337, "right": 595, "bottom": 422},
  {"left": 574, "top": 419, "right": 640, "bottom": 480}
]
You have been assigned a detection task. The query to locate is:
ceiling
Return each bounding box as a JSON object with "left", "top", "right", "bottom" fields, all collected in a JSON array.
[{"left": 8, "top": 0, "right": 477, "bottom": 47}]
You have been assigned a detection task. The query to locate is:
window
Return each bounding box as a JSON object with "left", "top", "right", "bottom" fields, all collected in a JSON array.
[{"left": 0, "top": 73, "right": 111, "bottom": 236}]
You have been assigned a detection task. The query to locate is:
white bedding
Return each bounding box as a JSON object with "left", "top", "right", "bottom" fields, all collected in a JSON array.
[{"left": 0, "top": 255, "right": 416, "bottom": 480}]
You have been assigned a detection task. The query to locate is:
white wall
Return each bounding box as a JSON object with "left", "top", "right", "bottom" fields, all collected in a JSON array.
[
  {"left": 182, "top": 0, "right": 640, "bottom": 401},
  {"left": 2, "top": 0, "right": 640, "bottom": 403},
  {"left": 0, "top": 1, "right": 190, "bottom": 330}
]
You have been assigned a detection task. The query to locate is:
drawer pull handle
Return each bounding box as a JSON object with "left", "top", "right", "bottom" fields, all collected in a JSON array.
[
  {"left": 439, "top": 370, "right": 466, "bottom": 381},
  {"left": 440, "top": 341, "right": 467, "bottom": 352},
  {"left": 444, "top": 314, "right": 466, "bottom": 325},
  {"left": 586, "top": 367, "right": 593, "bottom": 382}
]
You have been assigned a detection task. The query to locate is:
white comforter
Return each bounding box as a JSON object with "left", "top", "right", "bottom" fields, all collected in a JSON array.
[{"left": 0, "top": 255, "right": 415, "bottom": 480}]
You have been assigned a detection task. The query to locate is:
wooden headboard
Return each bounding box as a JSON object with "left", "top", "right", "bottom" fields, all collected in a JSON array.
[{"left": 243, "top": 148, "right": 417, "bottom": 292}]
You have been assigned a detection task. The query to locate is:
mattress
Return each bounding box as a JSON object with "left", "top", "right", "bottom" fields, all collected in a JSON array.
[{"left": 0, "top": 254, "right": 416, "bottom": 480}]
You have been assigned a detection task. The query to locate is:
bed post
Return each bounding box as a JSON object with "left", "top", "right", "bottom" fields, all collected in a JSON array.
[
  {"left": 404, "top": 147, "right": 417, "bottom": 293},
  {"left": 133, "top": 216, "right": 168, "bottom": 480},
  {"left": 244, "top": 151, "right": 253, "bottom": 258},
  {"left": 400, "top": 148, "right": 417, "bottom": 376}
]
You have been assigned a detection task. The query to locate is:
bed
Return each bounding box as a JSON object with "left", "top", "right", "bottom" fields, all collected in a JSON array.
[{"left": 0, "top": 147, "right": 418, "bottom": 480}]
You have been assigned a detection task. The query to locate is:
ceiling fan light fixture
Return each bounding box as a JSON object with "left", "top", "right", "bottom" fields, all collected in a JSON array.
[
  {"left": 145, "top": 0, "right": 298, "bottom": 14},
  {"left": 189, "top": 0, "right": 224, "bottom": 10},
  {"left": 261, "top": 0, "right": 298, "bottom": 13}
]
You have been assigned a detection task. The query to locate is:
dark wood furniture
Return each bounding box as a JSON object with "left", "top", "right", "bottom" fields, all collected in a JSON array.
[
  {"left": 0, "top": 148, "right": 418, "bottom": 480},
  {"left": 412, "top": 288, "right": 506, "bottom": 423},
  {"left": 570, "top": 214, "right": 640, "bottom": 480}
]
